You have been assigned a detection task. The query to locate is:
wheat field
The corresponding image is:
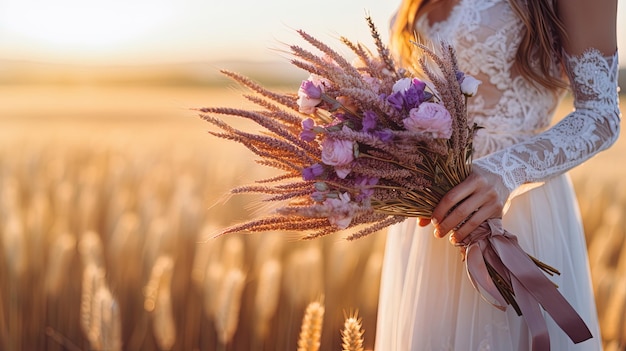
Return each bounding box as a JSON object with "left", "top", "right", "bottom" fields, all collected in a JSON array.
[{"left": 0, "top": 84, "right": 624, "bottom": 351}]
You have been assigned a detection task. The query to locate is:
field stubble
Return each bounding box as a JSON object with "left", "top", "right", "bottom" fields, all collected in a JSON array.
[{"left": 0, "top": 85, "right": 624, "bottom": 350}]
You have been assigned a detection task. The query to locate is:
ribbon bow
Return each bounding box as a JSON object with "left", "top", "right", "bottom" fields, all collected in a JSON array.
[{"left": 462, "top": 218, "right": 593, "bottom": 351}]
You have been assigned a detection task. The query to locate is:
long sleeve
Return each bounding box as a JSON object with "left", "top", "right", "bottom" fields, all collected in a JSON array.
[{"left": 474, "top": 49, "right": 621, "bottom": 194}]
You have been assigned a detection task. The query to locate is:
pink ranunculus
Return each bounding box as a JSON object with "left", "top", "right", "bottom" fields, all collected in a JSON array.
[
  {"left": 404, "top": 102, "right": 453, "bottom": 139},
  {"left": 324, "top": 192, "right": 354, "bottom": 229},
  {"left": 321, "top": 137, "right": 354, "bottom": 167}
]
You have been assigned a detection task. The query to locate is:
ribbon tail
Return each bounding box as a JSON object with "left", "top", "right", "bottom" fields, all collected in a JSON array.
[
  {"left": 512, "top": 276, "right": 550, "bottom": 351},
  {"left": 465, "top": 243, "right": 507, "bottom": 310},
  {"left": 492, "top": 234, "right": 593, "bottom": 344}
]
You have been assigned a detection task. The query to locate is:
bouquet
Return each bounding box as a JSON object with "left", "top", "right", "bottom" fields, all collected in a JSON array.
[{"left": 199, "top": 17, "right": 591, "bottom": 350}]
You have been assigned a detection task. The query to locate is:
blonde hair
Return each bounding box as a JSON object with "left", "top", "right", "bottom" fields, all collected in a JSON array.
[{"left": 390, "top": 0, "right": 568, "bottom": 89}]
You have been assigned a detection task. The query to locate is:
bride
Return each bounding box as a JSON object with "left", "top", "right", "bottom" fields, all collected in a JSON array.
[{"left": 375, "top": 0, "right": 620, "bottom": 349}]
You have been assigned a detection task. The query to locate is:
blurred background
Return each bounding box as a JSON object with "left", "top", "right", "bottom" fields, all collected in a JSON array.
[{"left": 0, "top": 1, "right": 625, "bottom": 350}]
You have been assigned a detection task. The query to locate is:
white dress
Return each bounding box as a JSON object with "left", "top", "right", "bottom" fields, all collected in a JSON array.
[{"left": 374, "top": 0, "right": 621, "bottom": 350}]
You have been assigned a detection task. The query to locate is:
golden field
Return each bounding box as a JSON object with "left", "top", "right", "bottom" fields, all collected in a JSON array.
[{"left": 0, "top": 83, "right": 624, "bottom": 351}]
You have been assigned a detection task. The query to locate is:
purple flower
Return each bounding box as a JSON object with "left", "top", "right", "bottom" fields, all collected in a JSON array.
[
  {"left": 456, "top": 71, "right": 465, "bottom": 83},
  {"left": 355, "top": 176, "right": 379, "bottom": 201},
  {"left": 300, "top": 130, "right": 316, "bottom": 142},
  {"left": 386, "top": 91, "right": 404, "bottom": 111},
  {"left": 404, "top": 79, "right": 427, "bottom": 108},
  {"left": 412, "top": 78, "right": 426, "bottom": 92},
  {"left": 300, "top": 80, "right": 323, "bottom": 99},
  {"left": 374, "top": 129, "right": 394, "bottom": 142},
  {"left": 362, "top": 110, "right": 378, "bottom": 132},
  {"left": 300, "top": 118, "right": 316, "bottom": 142},
  {"left": 302, "top": 118, "right": 315, "bottom": 129},
  {"left": 404, "top": 86, "right": 420, "bottom": 108},
  {"left": 297, "top": 76, "right": 326, "bottom": 114},
  {"left": 302, "top": 163, "right": 325, "bottom": 181}
]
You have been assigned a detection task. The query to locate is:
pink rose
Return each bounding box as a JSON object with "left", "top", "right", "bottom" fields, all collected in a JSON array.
[
  {"left": 321, "top": 137, "right": 354, "bottom": 167},
  {"left": 403, "top": 102, "right": 453, "bottom": 139},
  {"left": 321, "top": 136, "right": 355, "bottom": 178}
]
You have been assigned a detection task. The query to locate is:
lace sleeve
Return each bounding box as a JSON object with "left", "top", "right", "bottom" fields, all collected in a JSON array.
[{"left": 473, "top": 49, "right": 621, "bottom": 194}]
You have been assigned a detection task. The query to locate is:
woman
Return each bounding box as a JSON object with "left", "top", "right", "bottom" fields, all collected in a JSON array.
[{"left": 376, "top": 0, "right": 620, "bottom": 349}]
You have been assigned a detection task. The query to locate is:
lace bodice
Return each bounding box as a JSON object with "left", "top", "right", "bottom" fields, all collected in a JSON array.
[{"left": 418, "top": 0, "right": 621, "bottom": 193}]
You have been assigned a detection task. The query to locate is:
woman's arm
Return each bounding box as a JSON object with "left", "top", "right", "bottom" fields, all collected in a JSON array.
[{"left": 430, "top": 0, "right": 621, "bottom": 243}]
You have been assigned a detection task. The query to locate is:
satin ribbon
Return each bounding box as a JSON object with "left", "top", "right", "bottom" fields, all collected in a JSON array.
[{"left": 461, "top": 218, "right": 593, "bottom": 351}]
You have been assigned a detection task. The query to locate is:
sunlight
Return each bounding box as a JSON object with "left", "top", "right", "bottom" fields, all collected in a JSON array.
[{"left": 0, "top": 0, "right": 176, "bottom": 55}]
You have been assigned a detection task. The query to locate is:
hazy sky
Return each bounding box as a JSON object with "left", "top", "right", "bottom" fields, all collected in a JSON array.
[{"left": 0, "top": 0, "right": 624, "bottom": 66}]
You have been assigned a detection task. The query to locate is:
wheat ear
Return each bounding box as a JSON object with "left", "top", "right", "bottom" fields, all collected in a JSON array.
[
  {"left": 145, "top": 255, "right": 176, "bottom": 350},
  {"left": 191, "top": 224, "right": 219, "bottom": 289},
  {"left": 297, "top": 300, "right": 325, "bottom": 351},
  {"left": 92, "top": 286, "right": 122, "bottom": 351},
  {"left": 215, "top": 268, "right": 246, "bottom": 345},
  {"left": 341, "top": 313, "right": 365, "bottom": 351},
  {"left": 600, "top": 278, "right": 626, "bottom": 344},
  {"left": 78, "top": 230, "right": 104, "bottom": 267},
  {"left": 254, "top": 259, "right": 282, "bottom": 340},
  {"left": 202, "top": 262, "right": 224, "bottom": 322},
  {"left": 79, "top": 264, "right": 105, "bottom": 348},
  {"left": 2, "top": 216, "right": 26, "bottom": 277},
  {"left": 44, "top": 233, "right": 76, "bottom": 296}
]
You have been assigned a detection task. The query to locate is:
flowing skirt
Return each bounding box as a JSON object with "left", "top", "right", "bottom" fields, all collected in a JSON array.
[{"left": 374, "top": 174, "right": 603, "bottom": 350}]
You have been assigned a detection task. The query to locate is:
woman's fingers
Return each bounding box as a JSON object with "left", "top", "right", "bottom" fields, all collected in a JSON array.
[
  {"left": 432, "top": 169, "right": 505, "bottom": 241},
  {"left": 418, "top": 218, "right": 431, "bottom": 227},
  {"left": 432, "top": 173, "right": 484, "bottom": 235},
  {"left": 449, "top": 205, "right": 494, "bottom": 244},
  {"left": 433, "top": 193, "right": 483, "bottom": 238}
]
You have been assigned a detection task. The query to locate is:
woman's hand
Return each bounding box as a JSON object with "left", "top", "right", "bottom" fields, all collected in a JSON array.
[{"left": 421, "top": 164, "right": 511, "bottom": 244}]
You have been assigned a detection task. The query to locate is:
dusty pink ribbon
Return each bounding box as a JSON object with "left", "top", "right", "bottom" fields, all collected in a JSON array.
[{"left": 461, "top": 218, "right": 593, "bottom": 351}]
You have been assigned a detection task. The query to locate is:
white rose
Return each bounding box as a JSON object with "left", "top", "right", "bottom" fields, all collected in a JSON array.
[
  {"left": 392, "top": 78, "right": 412, "bottom": 93},
  {"left": 460, "top": 76, "right": 481, "bottom": 97}
]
